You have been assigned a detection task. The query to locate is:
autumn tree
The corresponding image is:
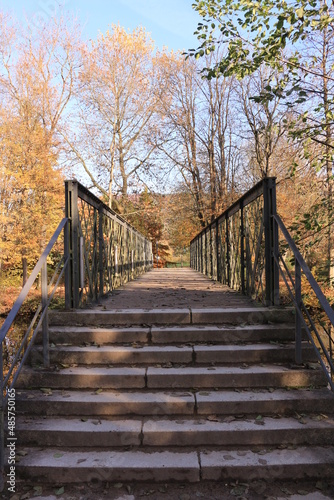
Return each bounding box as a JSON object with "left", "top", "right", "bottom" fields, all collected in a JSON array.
[
  {"left": 157, "top": 52, "right": 239, "bottom": 226},
  {"left": 0, "top": 12, "right": 79, "bottom": 284},
  {"left": 65, "top": 25, "right": 166, "bottom": 211},
  {"left": 163, "top": 189, "right": 201, "bottom": 260},
  {"left": 234, "top": 66, "right": 289, "bottom": 181},
  {"left": 126, "top": 190, "right": 169, "bottom": 265}
]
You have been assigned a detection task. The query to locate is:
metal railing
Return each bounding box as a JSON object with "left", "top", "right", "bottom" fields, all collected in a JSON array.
[
  {"left": 190, "top": 178, "right": 279, "bottom": 306},
  {"left": 0, "top": 218, "right": 69, "bottom": 490},
  {"left": 190, "top": 177, "right": 334, "bottom": 389},
  {"left": 1, "top": 181, "right": 153, "bottom": 490},
  {"left": 65, "top": 180, "right": 153, "bottom": 308},
  {"left": 273, "top": 214, "right": 334, "bottom": 390}
]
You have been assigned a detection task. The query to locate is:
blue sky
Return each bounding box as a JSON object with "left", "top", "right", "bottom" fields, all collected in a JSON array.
[{"left": 0, "top": 0, "right": 202, "bottom": 52}]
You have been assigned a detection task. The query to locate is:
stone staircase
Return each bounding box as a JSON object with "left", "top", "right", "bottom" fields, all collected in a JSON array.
[{"left": 13, "top": 306, "right": 334, "bottom": 484}]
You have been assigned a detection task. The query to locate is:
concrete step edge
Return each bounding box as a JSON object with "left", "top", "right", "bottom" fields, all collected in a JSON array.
[
  {"left": 48, "top": 307, "right": 294, "bottom": 327},
  {"left": 12, "top": 446, "right": 334, "bottom": 482}
]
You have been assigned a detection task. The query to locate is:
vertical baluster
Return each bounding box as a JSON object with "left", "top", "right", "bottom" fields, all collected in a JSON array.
[
  {"left": 99, "top": 205, "right": 104, "bottom": 298},
  {"left": 41, "top": 262, "right": 49, "bottom": 368},
  {"left": 226, "top": 217, "right": 230, "bottom": 288},
  {"left": 64, "top": 217, "right": 70, "bottom": 310},
  {"left": 65, "top": 180, "right": 79, "bottom": 308},
  {"left": 240, "top": 201, "right": 245, "bottom": 295},
  {"left": 295, "top": 260, "right": 302, "bottom": 364},
  {"left": 263, "top": 177, "right": 279, "bottom": 306},
  {"left": 210, "top": 225, "right": 213, "bottom": 278}
]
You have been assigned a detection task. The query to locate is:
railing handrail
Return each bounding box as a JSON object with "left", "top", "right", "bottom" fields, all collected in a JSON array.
[
  {"left": 274, "top": 213, "right": 334, "bottom": 326},
  {"left": 190, "top": 177, "right": 276, "bottom": 244},
  {"left": 65, "top": 180, "right": 153, "bottom": 308},
  {"left": 1, "top": 217, "right": 69, "bottom": 492},
  {"left": 0, "top": 217, "right": 68, "bottom": 344},
  {"left": 74, "top": 180, "right": 149, "bottom": 240},
  {"left": 273, "top": 213, "right": 334, "bottom": 390},
  {"left": 190, "top": 177, "right": 278, "bottom": 306}
]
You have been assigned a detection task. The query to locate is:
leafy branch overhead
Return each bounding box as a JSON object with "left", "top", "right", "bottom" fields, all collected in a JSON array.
[
  {"left": 189, "top": 0, "right": 333, "bottom": 79},
  {"left": 189, "top": 0, "right": 334, "bottom": 151}
]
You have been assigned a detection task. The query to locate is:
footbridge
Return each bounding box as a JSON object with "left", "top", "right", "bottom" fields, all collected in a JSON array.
[{"left": 1, "top": 178, "right": 334, "bottom": 492}]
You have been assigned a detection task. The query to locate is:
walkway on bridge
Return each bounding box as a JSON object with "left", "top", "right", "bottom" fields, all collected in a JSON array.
[{"left": 98, "top": 267, "right": 255, "bottom": 310}]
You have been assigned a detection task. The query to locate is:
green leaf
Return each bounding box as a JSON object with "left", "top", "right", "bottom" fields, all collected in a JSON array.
[{"left": 296, "top": 7, "right": 304, "bottom": 19}]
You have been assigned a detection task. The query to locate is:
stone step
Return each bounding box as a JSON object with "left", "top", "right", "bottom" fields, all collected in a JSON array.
[
  {"left": 13, "top": 446, "right": 334, "bottom": 483},
  {"left": 16, "top": 366, "right": 146, "bottom": 390},
  {"left": 49, "top": 309, "right": 191, "bottom": 326},
  {"left": 29, "top": 343, "right": 316, "bottom": 366},
  {"left": 16, "top": 389, "right": 196, "bottom": 416},
  {"left": 48, "top": 307, "right": 294, "bottom": 327},
  {"left": 196, "top": 388, "right": 334, "bottom": 416},
  {"left": 30, "top": 345, "right": 193, "bottom": 366},
  {"left": 151, "top": 324, "right": 297, "bottom": 344},
  {"left": 43, "top": 324, "right": 298, "bottom": 346},
  {"left": 15, "top": 417, "right": 142, "bottom": 447},
  {"left": 15, "top": 388, "right": 334, "bottom": 417},
  {"left": 14, "top": 416, "right": 334, "bottom": 448},
  {"left": 193, "top": 343, "right": 316, "bottom": 364},
  {"left": 201, "top": 446, "right": 334, "bottom": 480},
  {"left": 146, "top": 366, "right": 327, "bottom": 389},
  {"left": 39, "top": 327, "right": 150, "bottom": 345},
  {"left": 191, "top": 308, "right": 295, "bottom": 325},
  {"left": 16, "top": 365, "right": 327, "bottom": 390},
  {"left": 14, "top": 448, "right": 200, "bottom": 483},
  {"left": 141, "top": 416, "right": 334, "bottom": 447}
]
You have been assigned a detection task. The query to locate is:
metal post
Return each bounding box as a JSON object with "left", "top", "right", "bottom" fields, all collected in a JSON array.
[
  {"left": 240, "top": 202, "right": 245, "bottom": 294},
  {"left": 295, "top": 260, "right": 303, "bottom": 364},
  {"left": 197, "top": 237, "right": 199, "bottom": 271},
  {"left": 226, "top": 217, "right": 230, "bottom": 287},
  {"left": 156, "top": 242, "right": 158, "bottom": 268},
  {"left": 216, "top": 220, "right": 220, "bottom": 282},
  {"left": 272, "top": 184, "right": 280, "bottom": 306},
  {"left": 41, "top": 261, "right": 49, "bottom": 368},
  {"left": 263, "top": 178, "right": 278, "bottom": 306},
  {"left": 99, "top": 205, "right": 104, "bottom": 298},
  {"left": 64, "top": 217, "right": 70, "bottom": 310},
  {"left": 65, "top": 180, "right": 79, "bottom": 308},
  {"left": 205, "top": 230, "right": 208, "bottom": 276},
  {"left": 115, "top": 245, "right": 118, "bottom": 275},
  {"left": 210, "top": 225, "right": 213, "bottom": 278}
]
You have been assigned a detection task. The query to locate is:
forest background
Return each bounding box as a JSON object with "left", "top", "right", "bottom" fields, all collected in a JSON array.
[{"left": 1, "top": 0, "right": 334, "bottom": 315}]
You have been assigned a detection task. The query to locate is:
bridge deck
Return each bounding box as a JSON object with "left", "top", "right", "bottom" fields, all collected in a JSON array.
[{"left": 100, "top": 268, "right": 255, "bottom": 310}]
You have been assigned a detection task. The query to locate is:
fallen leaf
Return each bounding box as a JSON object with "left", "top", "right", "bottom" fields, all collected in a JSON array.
[
  {"left": 17, "top": 450, "right": 28, "bottom": 456},
  {"left": 40, "top": 388, "right": 52, "bottom": 394},
  {"left": 207, "top": 414, "right": 219, "bottom": 422}
]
